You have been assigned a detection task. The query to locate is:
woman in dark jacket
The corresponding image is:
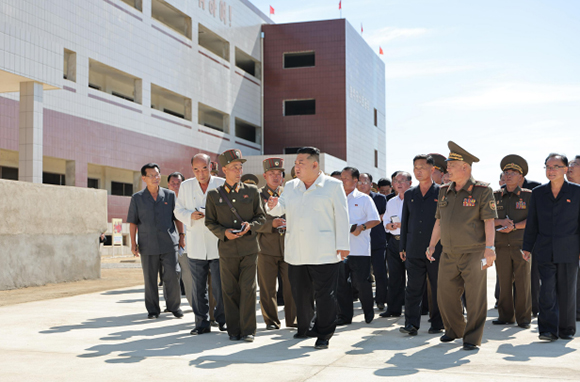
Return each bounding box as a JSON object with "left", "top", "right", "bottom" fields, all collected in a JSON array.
[{"left": 523, "top": 153, "right": 580, "bottom": 341}]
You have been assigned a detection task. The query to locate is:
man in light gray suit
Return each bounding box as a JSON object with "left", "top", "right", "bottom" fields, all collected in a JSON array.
[{"left": 128, "top": 163, "right": 183, "bottom": 319}]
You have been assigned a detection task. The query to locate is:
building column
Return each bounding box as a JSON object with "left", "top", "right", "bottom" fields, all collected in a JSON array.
[
  {"left": 65, "top": 160, "right": 88, "bottom": 187},
  {"left": 18, "top": 82, "right": 44, "bottom": 183}
]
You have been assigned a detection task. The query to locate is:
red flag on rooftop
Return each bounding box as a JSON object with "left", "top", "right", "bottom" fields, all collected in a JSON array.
[
  {"left": 269, "top": 5, "right": 275, "bottom": 15},
  {"left": 361, "top": 23, "right": 363, "bottom": 34},
  {"left": 379, "top": 47, "right": 384, "bottom": 55},
  {"left": 339, "top": 1, "right": 341, "bottom": 10}
]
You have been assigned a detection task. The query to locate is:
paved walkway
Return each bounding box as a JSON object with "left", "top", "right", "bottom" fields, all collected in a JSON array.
[{"left": 1, "top": 270, "right": 579, "bottom": 381}]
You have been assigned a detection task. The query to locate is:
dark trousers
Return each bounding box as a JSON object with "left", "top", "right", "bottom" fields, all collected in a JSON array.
[
  {"left": 189, "top": 258, "right": 225, "bottom": 329},
  {"left": 531, "top": 252, "right": 540, "bottom": 315},
  {"left": 141, "top": 252, "right": 181, "bottom": 315},
  {"left": 404, "top": 257, "right": 443, "bottom": 330},
  {"left": 371, "top": 248, "right": 388, "bottom": 305},
  {"left": 219, "top": 254, "right": 258, "bottom": 337},
  {"left": 577, "top": 268, "right": 580, "bottom": 319},
  {"left": 496, "top": 245, "right": 531, "bottom": 325},
  {"left": 537, "top": 261, "right": 578, "bottom": 337},
  {"left": 257, "top": 253, "right": 296, "bottom": 327},
  {"left": 386, "top": 237, "right": 405, "bottom": 315},
  {"left": 289, "top": 262, "right": 339, "bottom": 341},
  {"left": 337, "top": 256, "right": 375, "bottom": 323}
]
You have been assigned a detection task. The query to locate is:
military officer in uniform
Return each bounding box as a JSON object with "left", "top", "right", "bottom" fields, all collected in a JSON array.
[
  {"left": 241, "top": 174, "right": 259, "bottom": 186},
  {"left": 205, "top": 149, "right": 266, "bottom": 342},
  {"left": 210, "top": 161, "right": 219, "bottom": 177},
  {"left": 255, "top": 157, "right": 297, "bottom": 329},
  {"left": 430, "top": 153, "right": 447, "bottom": 185},
  {"left": 493, "top": 155, "right": 532, "bottom": 328},
  {"left": 426, "top": 141, "right": 497, "bottom": 351}
]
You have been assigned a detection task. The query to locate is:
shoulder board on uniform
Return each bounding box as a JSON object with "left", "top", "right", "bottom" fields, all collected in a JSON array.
[
  {"left": 474, "top": 181, "right": 490, "bottom": 187},
  {"left": 493, "top": 189, "right": 503, "bottom": 194},
  {"left": 520, "top": 188, "right": 532, "bottom": 192},
  {"left": 441, "top": 184, "right": 450, "bottom": 188}
]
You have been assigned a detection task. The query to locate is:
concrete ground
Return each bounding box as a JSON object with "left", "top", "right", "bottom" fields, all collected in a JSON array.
[{"left": 1, "top": 268, "right": 579, "bottom": 382}]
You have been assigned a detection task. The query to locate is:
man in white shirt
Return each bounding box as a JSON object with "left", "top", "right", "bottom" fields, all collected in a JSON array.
[
  {"left": 267, "top": 147, "right": 350, "bottom": 350},
  {"left": 380, "top": 171, "right": 412, "bottom": 318},
  {"left": 175, "top": 153, "right": 227, "bottom": 335},
  {"left": 337, "top": 167, "right": 381, "bottom": 325}
]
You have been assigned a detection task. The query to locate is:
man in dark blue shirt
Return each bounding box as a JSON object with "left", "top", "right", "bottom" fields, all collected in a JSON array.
[{"left": 399, "top": 154, "right": 444, "bottom": 335}]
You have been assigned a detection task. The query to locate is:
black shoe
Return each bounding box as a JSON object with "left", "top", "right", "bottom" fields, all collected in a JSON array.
[
  {"left": 336, "top": 318, "right": 351, "bottom": 326},
  {"left": 210, "top": 320, "right": 219, "bottom": 327},
  {"left": 293, "top": 333, "right": 308, "bottom": 339},
  {"left": 576, "top": 316, "right": 580, "bottom": 322},
  {"left": 147, "top": 313, "right": 159, "bottom": 319},
  {"left": 376, "top": 303, "right": 385, "bottom": 311},
  {"left": 163, "top": 308, "right": 170, "bottom": 313},
  {"left": 428, "top": 327, "right": 443, "bottom": 334},
  {"left": 229, "top": 335, "right": 241, "bottom": 341},
  {"left": 218, "top": 323, "right": 227, "bottom": 332},
  {"left": 440, "top": 334, "right": 455, "bottom": 342},
  {"left": 172, "top": 309, "right": 184, "bottom": 318},
  {"left": 560, "top": 334, "right": 573, "bottom": 340},
  {"left": 518, "top": 323, "right": 531, "bottom": 329},
  {"left": 539, "top": 332, "right": 558, "bottom": 341},
  {"left": 492, "top": 320, "right": 514, "bottom": 325},
  {"left": 379, "top": 311, "right": 401, "bottom": 318},
  {"left": 266, "top": 324, "right": 279, "bottom": 330},
  {"left": 190, "top": 327, "right": 211, "bottom": 335},
  {"left": 314, "top": 338, "right": 329, "bottom": 349},
  {"left": 399, "top": 325, "right": 418, "bottom": 336},
  {"left": 242, "top": 335, "right": 255, "bottom": 342},
  {"left": 365, "top": 315, "right": 374, "bottom": 324},
  {"left": 463, "top": 343, "right": 478, "bottom": 351}
]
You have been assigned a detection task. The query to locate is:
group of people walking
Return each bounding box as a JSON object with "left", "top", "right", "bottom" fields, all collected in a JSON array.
[{"left": 126, "top": 142, "right": 580, "bottom": 351}]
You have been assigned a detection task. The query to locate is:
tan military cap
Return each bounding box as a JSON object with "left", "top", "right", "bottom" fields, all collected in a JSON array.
[
  {"left": 218, "top": 149, "right": 247, "bottom": 167},
  {"left": 501, "top": 154, "right": 528, "bottom": 176},
  {"left": 429, "top": 153, "right": 447, "bottom": 173},
  {"left": 210, "top": 161, "right": 219, "bottom": 173},
  {"left": 446, "top": 141, "right": 480, "bottom": 166},
  {"left": 263, "top": 157, "right": 285, "bottom": 172},
  {"left": 290, "top": 166, "right": 296, "bottom": 179},
  {"left": 241, "top": 173, "right": 259, "bottom": 185}
]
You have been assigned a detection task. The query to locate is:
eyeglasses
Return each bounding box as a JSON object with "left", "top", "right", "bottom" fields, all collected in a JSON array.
[
  {"left": 545, "top": 165, "right": 566, "bottom": 171},
  {"left": 358, "top": 181, "right": 370, "bottom": 185},
  {"left": 393, "top": 180, "right": 409, "bottom": 184}
]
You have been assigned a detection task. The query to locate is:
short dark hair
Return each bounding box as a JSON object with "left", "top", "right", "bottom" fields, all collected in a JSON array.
[
  {"left": 342, "top": 167, "right": 360, "bottom": 180},
  {"left": 167, "top": 172, "right": 185, "bottom": 182},
  {"left": 378, "top": 178, "right": 391, "bottom": 187},
  {"left": 545, "top": 153, "right": 568, "bottom": 166},
  {"left": 413, "top": 154, "right": 434, "bottom": 165},
  {"left": 141, "top": 163, "right": 160, "bottom": 176},
  {"left": 330, "top": 171, "right": 342, "bottom": 177},
  {"left": 575, "top": 155, "right": 580, "bottom": 161},
  {"left": 297, "top": 146, "right": 320, "bottom": 163},
  {"left": 390, "top": 171, "right": 400, "bottom": 180},
  {"left": 361, "top": 173, "right": 373, "bottom": 183}
]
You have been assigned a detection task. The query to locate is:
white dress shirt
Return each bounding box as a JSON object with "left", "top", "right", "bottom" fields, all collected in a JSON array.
[
  {"left": 174, "top": 176, "right": 225, "bottom": 260},
  {"left": 347, "top": 189, "right": 380, "bottom": 256},
  {"left": 384, "top": 194, "right": 404, "bottom": 235},
  {"left": 267, "top": 172, "right": 350, "bottom": 265}
]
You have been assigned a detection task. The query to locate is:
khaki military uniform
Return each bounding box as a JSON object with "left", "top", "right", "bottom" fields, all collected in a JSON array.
[
  {"left": 205, "top": 182, "right": 266, "bottom": 337},
  {"left": 255, "top": 185, "right": 297, "bottom": 328},
  {"left": 436, "top": 177, "right": 498, "bottom": 345},
  {"left": 494, "top": 186, "right": 532, "bottom": 325}
]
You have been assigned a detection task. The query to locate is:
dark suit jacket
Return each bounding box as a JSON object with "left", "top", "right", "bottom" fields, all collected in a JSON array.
[
  {"left": 205, "top": 182, "right": 266, "bottom": 258},
  {"left": 369, "top": 191, "right": 387, "bottom": 250},
  {"left": 400, "top": 183, "right": 442, "bottom": 258},
  {"left": 127, "top": 187, "right": 179, "bottom": 256},
  {"left": 523, "top": 181, "right": 580, "bottom": 263}
]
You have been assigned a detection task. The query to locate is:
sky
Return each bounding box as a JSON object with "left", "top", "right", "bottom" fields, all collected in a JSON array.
[{"left": 250, "top": 0, "right": 580, "bottom": 185}]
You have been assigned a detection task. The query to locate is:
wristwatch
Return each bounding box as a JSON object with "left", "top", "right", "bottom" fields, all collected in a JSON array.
[
  {"left": 485, "top": 246, "right": 495, "bottom": 251},
  {"left": 362, "top": 224, "right": 367, "bottom": 231}
]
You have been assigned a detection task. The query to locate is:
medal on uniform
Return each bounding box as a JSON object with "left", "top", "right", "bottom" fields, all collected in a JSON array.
[
  {"left": 516, "top": 199, "right": 526, "bottom": 209},
  {"left": 463, "top": 197, "right": 476, "bottom": 207}
]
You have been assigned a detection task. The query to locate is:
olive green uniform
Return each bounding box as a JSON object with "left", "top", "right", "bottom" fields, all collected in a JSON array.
[
  {"left": 255, "top": 185, "right": 297, "bottom": 328},
  {"left": 493, "top": 186, "right": 532, "bottom": 325},
  {"left": 205, "top": 182, "right": 266, "bottom": 337},
  {"left": 436, "top": 177, "right": 498, "bottom": 345}
]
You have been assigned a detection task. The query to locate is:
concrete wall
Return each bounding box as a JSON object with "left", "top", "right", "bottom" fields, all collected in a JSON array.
[{"left": 0, "top": 180, "right": 107, "bottom": 290}]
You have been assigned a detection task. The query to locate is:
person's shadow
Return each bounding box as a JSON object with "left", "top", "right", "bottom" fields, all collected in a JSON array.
[{"left": 497, "top": 340, "right": 576, "bottom": 362}]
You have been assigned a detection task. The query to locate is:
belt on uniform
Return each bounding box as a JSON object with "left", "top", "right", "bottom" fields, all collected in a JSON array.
[{"left": 393, "top": 235, "right": 400, "bottom": 240}]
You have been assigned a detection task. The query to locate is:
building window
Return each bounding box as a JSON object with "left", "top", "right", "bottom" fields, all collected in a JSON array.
[
  {"left": 63, "top": 49, "right": 76, "bottom": 82},
  {"left": 374, "top": 108, "right": 377, "bottom": 127},
  {"left": 198, "top": 103, "right": 229, "bottom": 133},
  {"left": 235, "top": 48, "right": 261, "bottom": 79},
  {"left": 284, "top": 147, "right": 301, "bottom": 155},
  {"left": 88, "top": 59, "right": 142, "bottom": 104},
  {"left": 111, "top": 181, "right": 133, "bottom": 196},
  {"left": 43, "top": 172, "right": 66, "bottom": 185},
  {"left": 87, "top": 178, "right": 100, "bottom": 189},
  {"left": 198, "top": 24, "right": 230, "bottom": 61},
  {"left": 284, "top": 99, "right": 315, "bottom": 116},
  {"left": 120, "top": 0, "right": 142, "bottom": 11},
  {"left": 235, "top": 118, "right": 260, "bottom": 143},
  {"left": 284, "top": 51, "right": 315, "bottom": 69},
  {"left": 0, "top": 166, "right": 18, "bottom": 180},
  {"left": 374, "top": 150, "right": 378, "bottom": 168},
  {"left": 151, "top": 84, "right": 192, "bottom": 121},
  {"left": 152, "top": 0, "right": 192, "bottom": 39}
]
